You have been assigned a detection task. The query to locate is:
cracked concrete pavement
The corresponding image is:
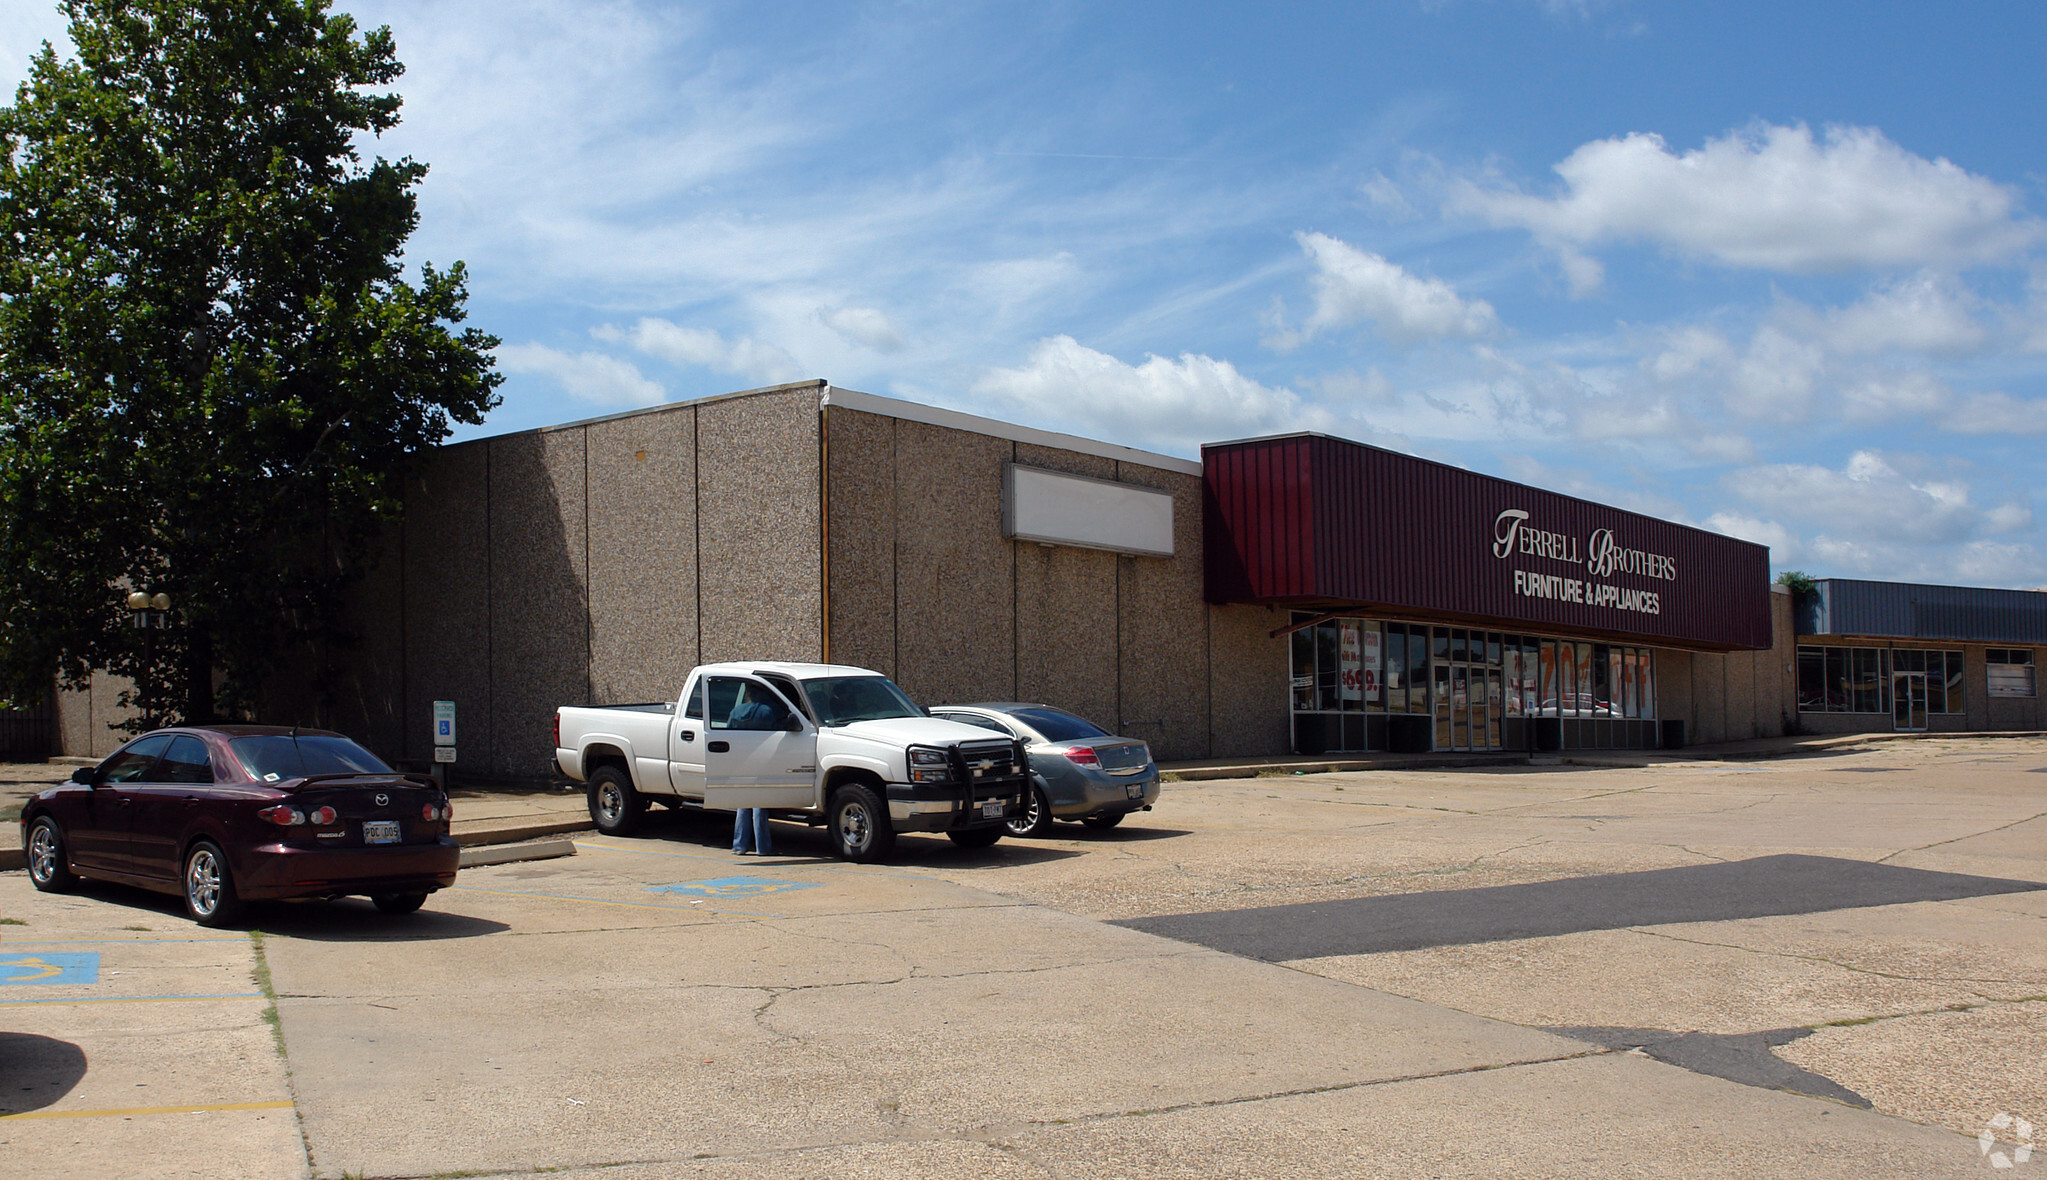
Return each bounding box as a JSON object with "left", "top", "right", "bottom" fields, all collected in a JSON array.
[{"left": 1, "top": 735, "right": 2042, "bottom": 1177}]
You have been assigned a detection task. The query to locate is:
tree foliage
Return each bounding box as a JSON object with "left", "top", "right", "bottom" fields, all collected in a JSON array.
[{"left": 0, "top": 0, "right": 500, "bottom": 725}]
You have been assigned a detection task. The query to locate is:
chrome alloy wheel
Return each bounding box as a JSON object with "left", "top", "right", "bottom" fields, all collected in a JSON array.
[
  {"left": 27, "top": 821, "right": 58, "bottom": 885},
  {"left": 185, "top": 846, "right": 224, "bottom": 918},
  {"left": 597, "top": 780, "right": 626, "bottom": 825},
  {"left": 835, "top": 796, "right": 874, "bottom": 855},
  {"left": 1005, "top": 789, "right": 1044, "bottom": 837}
]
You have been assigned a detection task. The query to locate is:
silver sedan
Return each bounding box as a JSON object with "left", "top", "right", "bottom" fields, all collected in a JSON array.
[{"left": 927, "top": 703, "right": 1160, "bottom": 837}]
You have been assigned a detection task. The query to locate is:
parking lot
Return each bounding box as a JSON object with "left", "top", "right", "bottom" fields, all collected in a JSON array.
[{"left": 4, "top": 736, "right": 2044, "bottom": 1178}]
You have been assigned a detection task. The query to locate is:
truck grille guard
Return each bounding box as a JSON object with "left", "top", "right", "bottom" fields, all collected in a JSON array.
[{"left": 947, "top": 739, "right": 1030, "bottom": 813}]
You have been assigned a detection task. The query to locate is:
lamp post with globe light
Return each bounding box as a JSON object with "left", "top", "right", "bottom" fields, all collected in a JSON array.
[{"left": 125, "top": 591, "right": 170, "bottom": 730}]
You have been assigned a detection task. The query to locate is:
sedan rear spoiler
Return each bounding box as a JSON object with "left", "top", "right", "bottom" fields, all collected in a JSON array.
[{"left": 283, "top": 772, "right": 443, "bottom": 790}]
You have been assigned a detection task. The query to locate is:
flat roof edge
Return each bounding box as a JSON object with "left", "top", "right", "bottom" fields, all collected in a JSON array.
[{"left": 825, "top": 387, "right": 1204, "bottom": 477}]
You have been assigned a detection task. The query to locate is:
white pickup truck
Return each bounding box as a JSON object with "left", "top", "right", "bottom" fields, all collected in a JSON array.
[{"left": 553, "top": 662, "right": 1030, "bottom": 861}]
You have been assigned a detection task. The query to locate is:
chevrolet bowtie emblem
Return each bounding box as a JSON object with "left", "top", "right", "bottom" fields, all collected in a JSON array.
[{"left": 976, "top": 760, "right": 994, "bottom": 771}]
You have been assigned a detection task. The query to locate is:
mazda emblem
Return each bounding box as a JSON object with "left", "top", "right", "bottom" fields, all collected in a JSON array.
[{"left": 374, "top": 793, "right": 389, "bottom": 807}]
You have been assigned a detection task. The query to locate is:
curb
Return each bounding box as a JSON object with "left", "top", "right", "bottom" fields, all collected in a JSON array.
[
  {"left": 459, "top": 837, "right": 578, "bottom": 868},
  {"left": 452, "top": 816, "right": 593, "bottom": 848}
]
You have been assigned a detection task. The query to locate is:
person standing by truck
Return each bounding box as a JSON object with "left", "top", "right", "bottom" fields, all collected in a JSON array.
[{"left": 726, "top": 684, "right": 783, "bottom": 855}]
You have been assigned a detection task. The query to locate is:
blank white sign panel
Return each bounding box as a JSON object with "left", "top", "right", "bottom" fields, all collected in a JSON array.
[{"left": 1005, "top": 464, "right": 1174, "bottom": 557}]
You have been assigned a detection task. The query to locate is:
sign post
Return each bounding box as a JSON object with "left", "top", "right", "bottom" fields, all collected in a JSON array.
[{"left": 432, "top": 700, "right": 456, "bottom": 787}]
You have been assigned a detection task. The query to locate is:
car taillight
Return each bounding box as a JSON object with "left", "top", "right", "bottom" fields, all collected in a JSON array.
[
  {"left": 422, "top": 802, "right": 450, "bottom": 821},
  {"left": 308, "top": 806, "right": 338, "bottom": 826},
  {"left": 1056, "top": 745, "right": 1100, "bottom": 767},
  {"left": 552, "top": 712, "right": 560, "bottom": 749},
  {"left": 258, "top": 805, "right": 306, "bottom": 826}
]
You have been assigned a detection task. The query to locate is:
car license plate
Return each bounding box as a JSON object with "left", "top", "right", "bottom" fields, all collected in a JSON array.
[
  {"left": 362, "top": 820, "right": 401, "bottom": 844},
  {"left": 981, "top": 800, "right": 1004, "bottom": 818},
  {"left": 1126, "top": 783, "right": 1145, "bottom": 799}
]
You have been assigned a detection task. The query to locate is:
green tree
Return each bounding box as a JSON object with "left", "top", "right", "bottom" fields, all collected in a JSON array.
[{"left": 0, "top": 0, "right": 499, "bottom": 727}]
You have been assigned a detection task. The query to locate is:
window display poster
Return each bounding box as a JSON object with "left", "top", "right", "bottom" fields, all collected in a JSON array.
[
  {"left": 1362, "top": 626, "right": 1381, "bottom": 702},
  {"left": 1339, "top": 622, "right": 1363, "bottom": 702}
]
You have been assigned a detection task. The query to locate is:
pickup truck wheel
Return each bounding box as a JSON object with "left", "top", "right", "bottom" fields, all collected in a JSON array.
[
  {"left": 829, "top": 785, "right": 895, "bottom": 863},
  {"left": 1081, "top": 811, "right": 1126, "bottom": 830},
  {"left": 587, "top": 766, "right": 644, "bottom": 836},
  {"left": 1004, "top": 786, "right": 1055, "bottom": 838},
  {"left": 947, "top": 825, "right": 1003, "bottom": 849}
]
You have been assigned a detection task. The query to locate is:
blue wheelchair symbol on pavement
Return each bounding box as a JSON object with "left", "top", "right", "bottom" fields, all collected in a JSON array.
[
  {"left": 1, "top": 951, "right": 99, "bottom": 985},
  {"left": 650, "top": 876, "right": 820, "bottom": 898}
]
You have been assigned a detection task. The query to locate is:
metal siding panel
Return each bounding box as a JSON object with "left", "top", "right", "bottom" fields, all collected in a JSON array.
[
  {"left": 1204, "top": 433, "right": 1774, "bottom": 650},
  {"left": 1813, "top": 579, "right": 2047, "bottom": 643}
]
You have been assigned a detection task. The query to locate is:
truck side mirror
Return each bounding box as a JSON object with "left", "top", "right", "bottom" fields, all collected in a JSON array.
[{"left": 785, "top": 714, "right": 806, "bottom": 733}]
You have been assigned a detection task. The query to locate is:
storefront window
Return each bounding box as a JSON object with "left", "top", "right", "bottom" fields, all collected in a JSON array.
[
  {"left": 1291, "top": 628, "right": 1315, "bottom": 711},
  {"left": 1988, "top": 648, "right": 2037, "bottom": 698},
  {"left": 1852, "top": 648, "right": 1882, "bottom": 713},
  {"left": 1316, "top": 621, "right": 1341, "bottom": 711},
  {"left": 1798, "top": 646, "right": 1963, "bottom": 713},
  {"left": 1289, "top": 612, "right": 1665, "bottom": 752},
  {"left": 1797, "top": 648, "right": 1825, "bottom": 711},
  {"left": 1384, "top": 623, "right": 1408, "bottom": 713}
]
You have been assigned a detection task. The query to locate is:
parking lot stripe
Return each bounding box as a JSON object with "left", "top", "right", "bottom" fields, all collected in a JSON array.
[
  {"left": 451, "top": 884, "right": 784, "bottom": 919},
  {"left": 0, "top": 992, "right": 262, "bottom": 1008},
  {"left": 0, "top": 937, "right": 247, "bottom": 946},
  {"left": 0, "top": 1100, "right": 294, "bottom": 1122}
]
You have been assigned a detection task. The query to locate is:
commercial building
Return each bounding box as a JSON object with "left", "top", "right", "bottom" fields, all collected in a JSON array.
[
  {"left": 50, "top": 382, "right": 2040, "bottom": 773},
  {"left": 1793, "top": 578, "right": 2046, "bottom": 733}
]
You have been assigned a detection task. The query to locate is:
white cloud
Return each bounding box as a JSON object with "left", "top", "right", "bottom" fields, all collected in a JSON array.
[
  {"left": 1273, "top": 232, "right": 1499, "bottom": 347},
  {"left": 1708, "top": 452, "right": 2044, "bottom": 585},
  {"left": 1805, "top": 272, "right": 1989, "bottom": 355},
  {"left": 821, "top": 306, "right": 903, "bottom": 352},
  {"left": 1457, "top": 123, "right": 2038, "bottom": 285},
  {"left": 1838, "top": 371, "right": 1952, "bottom": 423},
  {"left": 599, "top": 317, "right": 806, "bottom": 385},
  {"left": 494, "top": 343, "right": 665, "bottom": 408},
  {"left": 1727, "top": 450, "right": 2021, "bottom": 547},
  {"left": 972, "top": 335, "right": 1337, "bottom": 454},
  {"left": 1943, "top": 390, "right": 2047, "bottom": 435},
  {"left": 1726, "top": 325, "right": 1826, "bottom": 421},
  {"left": 1703, "top": 512, "right": 1797, "bottom": 558}
]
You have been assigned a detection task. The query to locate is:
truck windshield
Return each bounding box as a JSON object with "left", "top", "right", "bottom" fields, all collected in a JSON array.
[
  {"left": 230, "top": 735, "right": 392, "bottom": 781},
  {"left": 802, "top": 676, "right": 926, "bottom": 726}
]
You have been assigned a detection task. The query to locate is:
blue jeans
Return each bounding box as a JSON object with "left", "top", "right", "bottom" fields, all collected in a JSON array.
[{"left": 732, "top": 808, "right": 772, "bottom": 854}]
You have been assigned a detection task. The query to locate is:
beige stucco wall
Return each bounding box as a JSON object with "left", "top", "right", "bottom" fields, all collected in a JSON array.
[
  {"left": 1669, "top": 585, "right": 1795, "bottom": 746},
  {"left": 308, "top": 384, "right": 822, "bottom": 779},
  {"left": 824, "top": 405, "right": 1285, "bottom": 761}
]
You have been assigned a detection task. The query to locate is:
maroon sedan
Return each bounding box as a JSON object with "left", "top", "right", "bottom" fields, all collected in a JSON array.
[{"left": 20, "top": 725, "right": 458, "bottom": 926}]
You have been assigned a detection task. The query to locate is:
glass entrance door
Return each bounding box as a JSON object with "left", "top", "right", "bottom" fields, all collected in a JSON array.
[{"left": 1892, "top": 672, "right": 1927, "bottom": 731}]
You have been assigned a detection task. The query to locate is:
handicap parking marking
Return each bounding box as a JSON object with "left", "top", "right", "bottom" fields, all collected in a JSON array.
[
  {"left": 649, "top": 876, "right": 822, "bottom": 898},
  {"left": 1, "top": 951, "right": 99, "bottom": 985}
]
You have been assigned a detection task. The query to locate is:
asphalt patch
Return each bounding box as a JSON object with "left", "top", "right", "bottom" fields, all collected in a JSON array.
[
  {"left": 1551, "top": 1025, "right": 1872, "bottom": 1108},
  {"left": 1114, "top": 854, "right": 2047, "bottom": 960}
]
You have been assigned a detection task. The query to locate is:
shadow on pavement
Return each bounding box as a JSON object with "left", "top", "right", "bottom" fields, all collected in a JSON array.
[
  {"left": 1551, "top": 1025, "right": 1872, "bottom": 1108},
  {"left": 1116, "top": 853, "right": 2047, "bottom": 960},
  {"left": 629, "top": 806, "right": 1095, "bottom": 866},
  {"left": 0, "top": 1033, "right": 87, "bottom": 1114},
  {"left": 250, "top": 901, "right": 509, "bottom": 941}
]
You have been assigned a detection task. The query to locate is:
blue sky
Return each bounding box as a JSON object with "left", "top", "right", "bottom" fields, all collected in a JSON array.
[{"left": 6, "top": 1, "right": 2047, "bottom": 586}]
